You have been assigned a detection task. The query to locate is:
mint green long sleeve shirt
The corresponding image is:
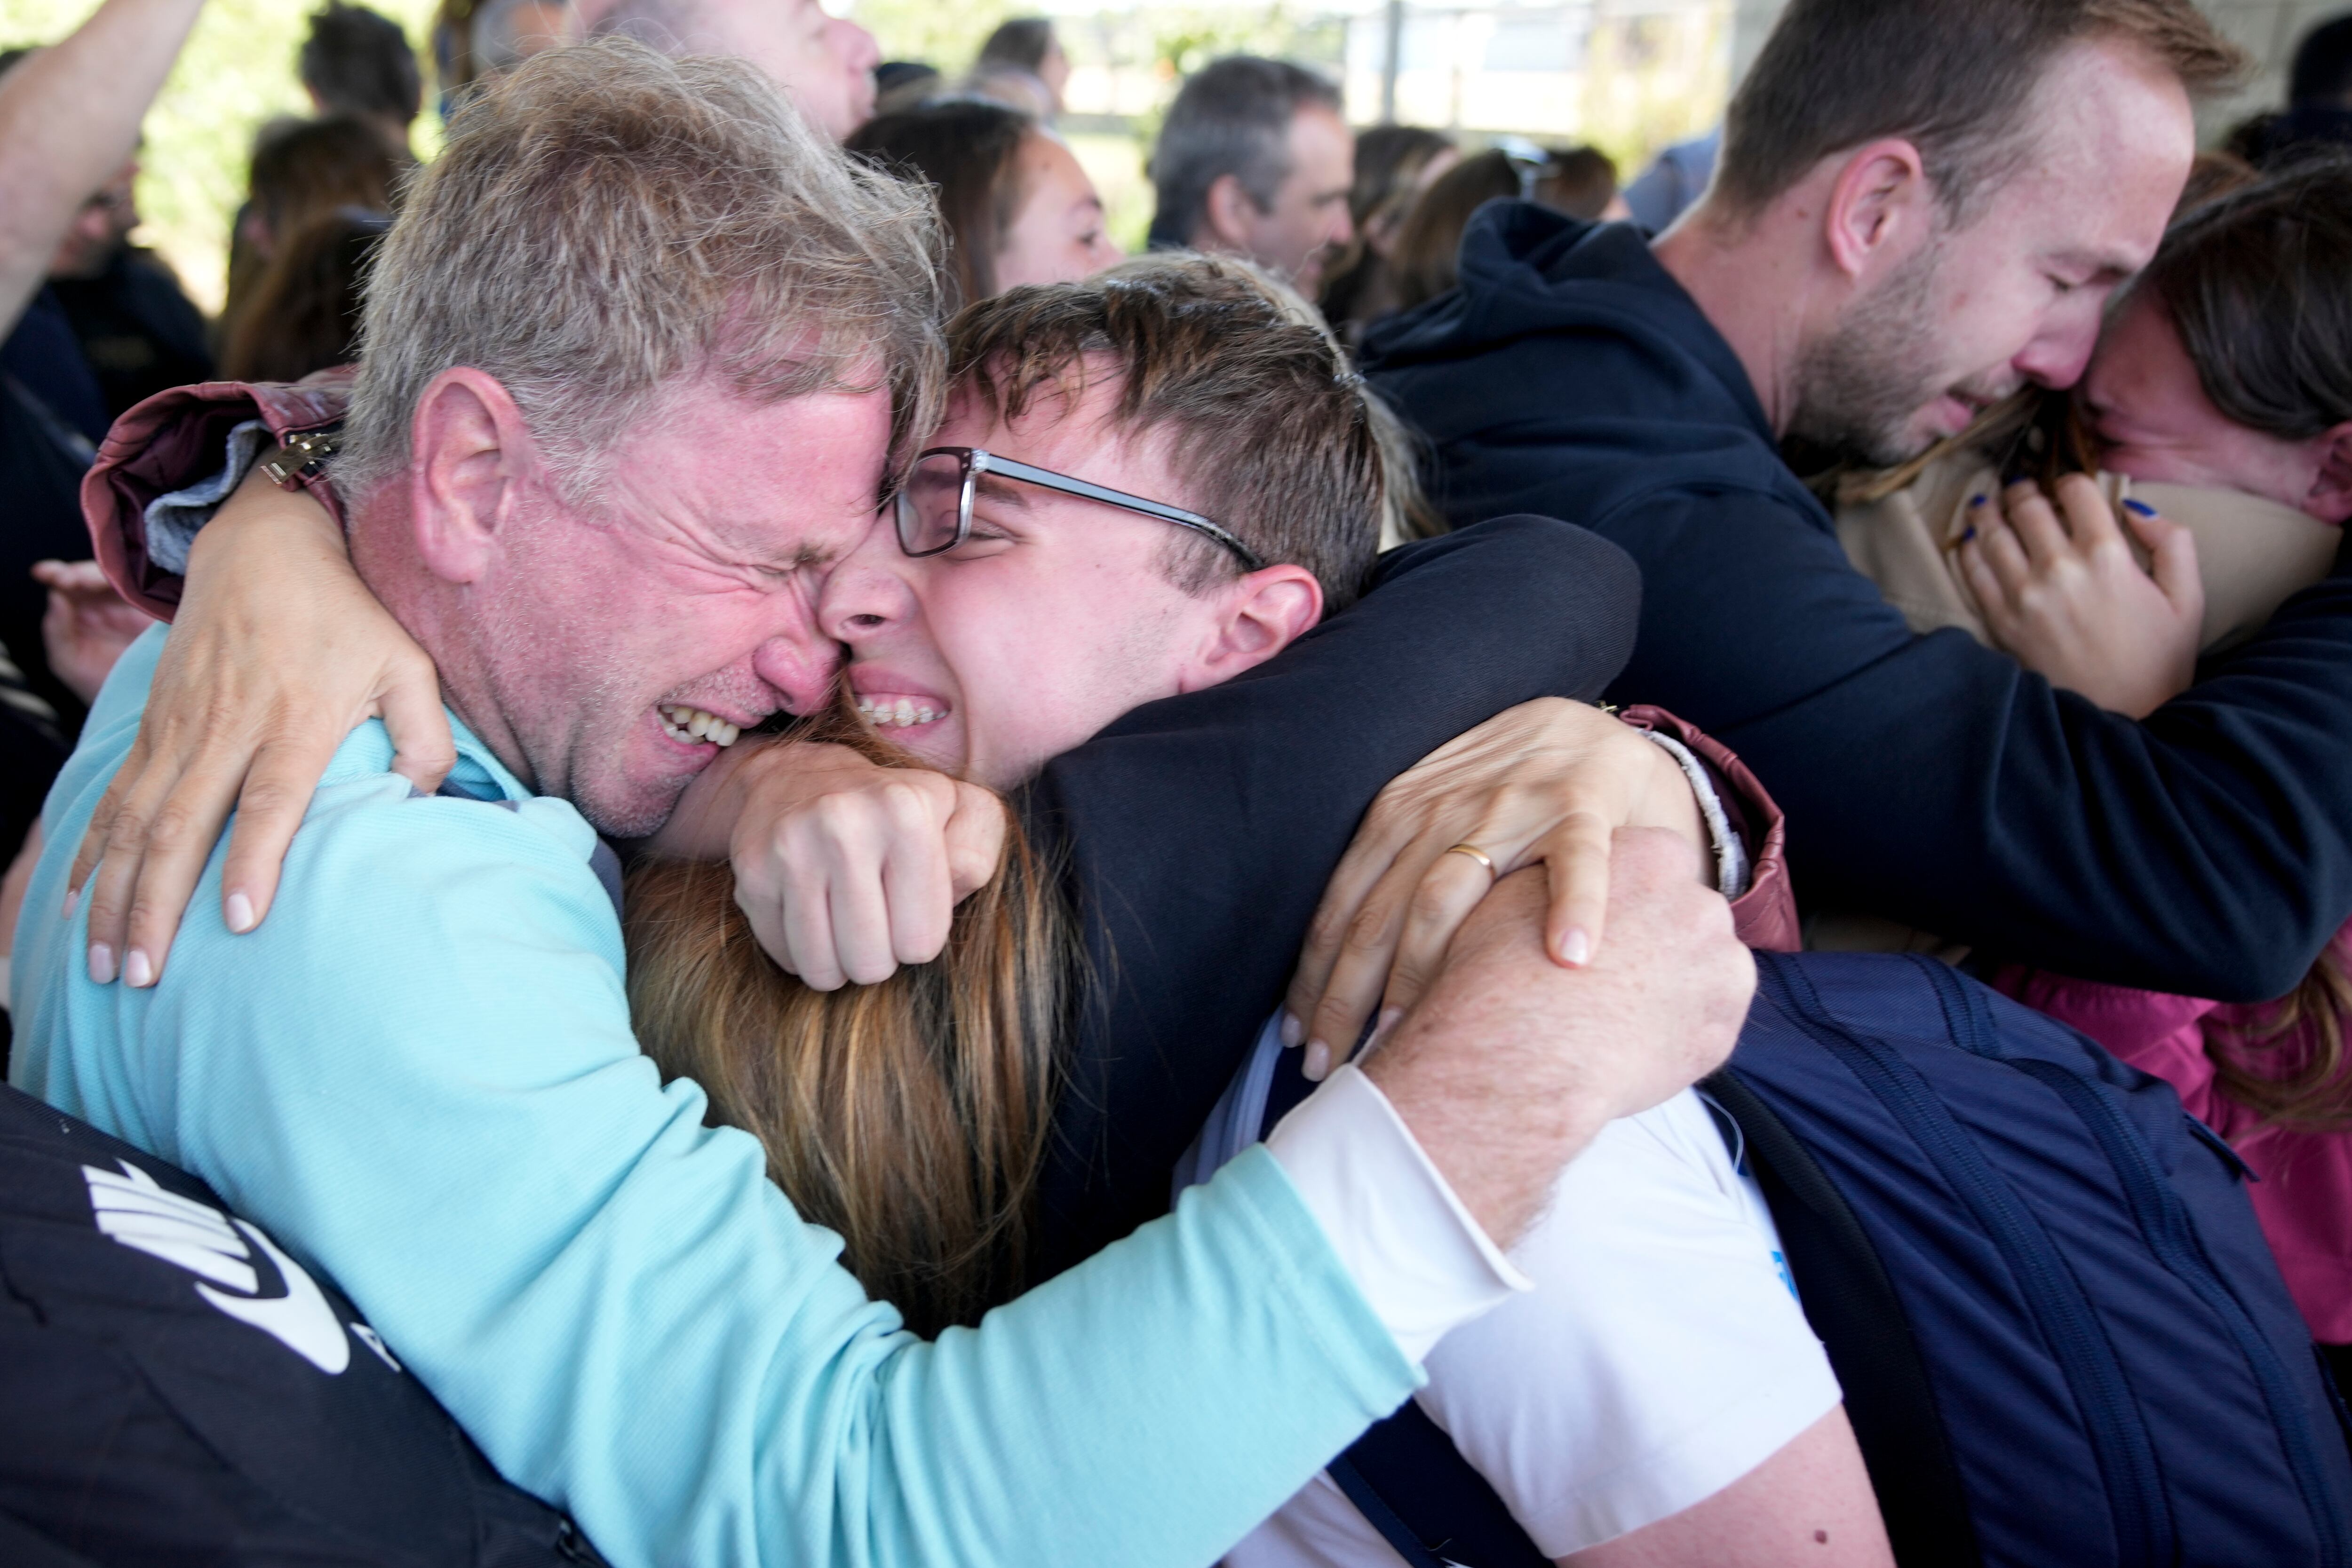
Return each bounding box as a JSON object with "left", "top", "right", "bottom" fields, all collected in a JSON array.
[{"left": 13, "top": 626, "right": 1420, "bottom": 1568}]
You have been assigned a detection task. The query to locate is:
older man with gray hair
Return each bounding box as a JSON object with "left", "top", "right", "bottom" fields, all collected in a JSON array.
[{"left": 13, "top": 40, "right": 1748, "bottom": 1568}]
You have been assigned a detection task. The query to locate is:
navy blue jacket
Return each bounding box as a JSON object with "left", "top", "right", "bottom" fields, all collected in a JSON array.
[
  {"left": 1364, "top": 203, "right": 2352, "bottom": 1002},
  {"left": 1025, "top": 515, "right": 1640, "bottom": 1281}
]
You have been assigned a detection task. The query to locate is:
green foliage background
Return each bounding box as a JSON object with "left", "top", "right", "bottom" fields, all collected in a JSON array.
[
  {"left": 0, "top": 0, "right": 1666, "bottom": 316},
  {"left": 0, "top": 0, "right": 440, "bottom": 312}
]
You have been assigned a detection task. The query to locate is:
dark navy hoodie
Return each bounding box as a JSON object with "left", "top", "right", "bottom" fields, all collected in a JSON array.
[{"left": 1365, "top": 201, "right": 2352, "bottom": 1001}]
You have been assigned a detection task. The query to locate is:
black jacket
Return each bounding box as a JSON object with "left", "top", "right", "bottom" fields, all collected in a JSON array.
[
  {"left": 1024, "top": 514, "right": 1639, "bottom": 1281},
  {"left": 1363, "top": 202, "right": 2352, "bottom": 1003}
]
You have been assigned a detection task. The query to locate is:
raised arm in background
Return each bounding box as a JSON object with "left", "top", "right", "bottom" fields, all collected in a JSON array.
[{"left": 0, "top": 0, "right": 207, "bottom": 338}]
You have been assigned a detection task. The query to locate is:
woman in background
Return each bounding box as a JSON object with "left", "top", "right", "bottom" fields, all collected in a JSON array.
[
  {"left": 970, "top": 16, "right": 1068, "bottom": 119},
  {"left": 1384, "top": 144, "right": 1624, "bottom": 318},
  {"left": 1317, "top": 124, "right": 1456, "bottom": 339},
  {"left": 846, "top": 99, "right": 1120, "bottom": 310},
  {"left": 219, "top": 207, "right": 388, "bottom": 382},
  {"left": 220, "top": 115, "right": 398, "bottom": 345}
]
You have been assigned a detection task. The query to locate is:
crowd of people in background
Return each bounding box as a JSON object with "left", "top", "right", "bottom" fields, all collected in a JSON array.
[
  {"left": 5, "top": 0, "right": 2352, "bottom": 1564},
  {"left": 0, "top": 0, "right": 1719, "bottom": 750}
]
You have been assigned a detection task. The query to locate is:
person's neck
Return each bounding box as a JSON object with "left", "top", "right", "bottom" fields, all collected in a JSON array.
[
  {"left": 1650, "top": 197, "right": 1820, "bottom": 438},
  {"left": 346, "top": 485, "right": 539, "bottom": 794}
]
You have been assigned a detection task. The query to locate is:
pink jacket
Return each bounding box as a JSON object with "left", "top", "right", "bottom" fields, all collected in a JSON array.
[{"left": 1994, "top": 932, "right": 2352, "bottom": 1344}]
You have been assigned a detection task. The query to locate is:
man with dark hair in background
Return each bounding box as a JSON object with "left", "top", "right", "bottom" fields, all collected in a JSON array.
[
  {"left": 1362, "top": 0, "right": 2352, "bottom": 1008},
  {"left": 300, "top": 1, "right": 422, "bottom": 156},
  {"left": 1146, "top": 55, "right": 1354, "bottom": 294}
]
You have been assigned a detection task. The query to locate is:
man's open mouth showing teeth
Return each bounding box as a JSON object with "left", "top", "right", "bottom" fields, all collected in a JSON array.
[
  {"left": 857, "top": 695, "right": 942, "bottom": 729},
  {"left": 659, "top": 704, "right": 740, "bottom": 747}
]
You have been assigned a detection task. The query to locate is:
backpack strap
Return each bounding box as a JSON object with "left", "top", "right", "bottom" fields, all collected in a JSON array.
[
  {"left": 1259, "top": 1045, "right": 1550, "bottom": 1568},
  {"left": 1701, "top": 1067, "right": 1980, "bottom": 1567},
  {"left": 1328, "top": 1401, "right": 1551, "bottom": 1568}
]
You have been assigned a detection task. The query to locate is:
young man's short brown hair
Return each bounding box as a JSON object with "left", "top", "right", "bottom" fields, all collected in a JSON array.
[
  {"left": 1718, "top": 0, "right": 2246, "bottom": 223},
  {"left": 945, "top": 254, "right": 1391, "bottom": 611}
]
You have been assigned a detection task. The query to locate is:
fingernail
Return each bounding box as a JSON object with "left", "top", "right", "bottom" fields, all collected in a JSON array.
[
  {"left": 2123, "top": 499, "right": 2155, "bottom": 517},
  {"left": 1557, "top": 927, "right": 1591, "bottom": 967},
  {"left": 1959, "top": 525, "right": 1977, "bottom": 544},
  {"left": 124, "top": 949, "right": 154, "bottom": 989},
  {"left": 1368, "top": 1006, "right": 1405, "bottom": 1051},
  {"left": 1968, "top": 493, "right": 1987, "bottom": 508},
  {"left": 1303, "top": 1040, "right": 1332, "bottom": 1081},
  {"left": 1278, "top": 1012, "right": 1303, "bottom": 1049},
  {"left": 63, "top": 884, "right": 79, "bottom": 919},
  {"left": 88, "top": 943, "right": 116, "bottom": 985},
  {"left": 226, "top": 891, "right": 256, "bottom": 934}
]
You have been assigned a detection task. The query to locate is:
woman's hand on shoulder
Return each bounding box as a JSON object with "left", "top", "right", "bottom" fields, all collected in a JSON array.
[
  {"left": 73, "top": 467, "right": 451, "bottom": 988},
  {"left": 1281, "top": 697, "right": 1709, "bottom": 1081},
  {"left": 672, "top": 738, "right": 1005, "bottom": 991},
  {"left": 1957, "top": 475, "right": 2203, "bottom": 719}
]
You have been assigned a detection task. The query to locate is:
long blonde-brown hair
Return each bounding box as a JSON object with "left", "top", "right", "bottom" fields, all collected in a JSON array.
[
  {"left": 2206, "top": 952, "right": 2352, "bottom": 1132},
  {"left": 623, "top": 710, "right": 1070, "bottom": 1336}
]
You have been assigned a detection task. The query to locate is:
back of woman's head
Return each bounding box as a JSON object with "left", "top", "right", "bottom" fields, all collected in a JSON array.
[
  {"left": 846, "top": 100, "right": 1033, "bottom": 312},
  {"left": 221, "top": 209, "right": 387, "bottom": 382},
  {"left": 1536, "top": 145, "right": 1619, "bottom": 222},
  {"left": 1388, "top": 149, "right": 1521, "bottom": 313},
  {"left": 1319, "top": 126, "right": 1455, "bottom": 333},
  {"left": 977, "top": 16, "right": 1054, "bottom": 74},
  {"left": 2138, "top": 152, "right": 2352, "bottom": 443},
  {"left": 248, "top": 114, "right": 401, "bottom": 241},
  {"left": 1348, "top": 124, "right": 1455, "bottom": 233},
  {"left": 624, "top": 714, "right": 1069, "bottom": 1335}
]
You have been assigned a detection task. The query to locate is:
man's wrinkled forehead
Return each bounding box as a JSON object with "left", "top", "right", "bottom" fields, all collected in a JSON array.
[{"left": 598, "top": 374, "right": 896, "bottom": 569}]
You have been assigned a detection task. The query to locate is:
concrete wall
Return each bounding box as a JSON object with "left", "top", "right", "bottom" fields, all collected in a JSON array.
[
  {"left": 1724, "top": 0, "right": 2351, "bottom": 140},
  {"left": 2200, "top": 1, "right": 2350, "bottom": 134}
]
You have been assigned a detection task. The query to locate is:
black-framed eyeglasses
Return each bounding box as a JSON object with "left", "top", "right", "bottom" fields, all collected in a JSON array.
[{"left": 892, "top": 446, "right": 1265, "bottom": 571}]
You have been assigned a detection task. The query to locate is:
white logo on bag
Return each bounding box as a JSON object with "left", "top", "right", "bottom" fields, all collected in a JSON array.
[{"left": 82, "top": 1159, "right": 371, "bottom": 1375}]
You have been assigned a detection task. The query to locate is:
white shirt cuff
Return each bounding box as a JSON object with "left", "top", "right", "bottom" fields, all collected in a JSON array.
[
  {"left": 1642, "top": 730, "right": 1749, "bottom": 899},
  {"left": 1264, "top": 1063, "right": 1532, "bottom": 1365}
]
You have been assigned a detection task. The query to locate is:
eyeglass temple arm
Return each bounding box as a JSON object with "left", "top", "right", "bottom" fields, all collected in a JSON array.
[{"left": 974, "top": 451, "right": 1265, "bottom": 569}]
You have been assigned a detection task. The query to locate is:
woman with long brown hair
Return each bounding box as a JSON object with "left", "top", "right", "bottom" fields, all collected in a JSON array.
[{"left": 623, "top": 715, "right": 1070, "bottom": 1334}]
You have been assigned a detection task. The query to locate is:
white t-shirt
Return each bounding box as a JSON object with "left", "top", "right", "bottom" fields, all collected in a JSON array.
[{"left": 1183, "top": 1017, "right": 1844, "bottom": 1564}]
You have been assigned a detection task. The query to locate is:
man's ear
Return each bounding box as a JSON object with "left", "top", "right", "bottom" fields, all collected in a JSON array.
[
  {"left": 404, "top": 367, "right": 536, "bottom": 585},
  {"left": 1821, "top": 137, "right": 1932, "bottom": 284},
  {"left": 1178, "top": 564, "right": 1324, "bottom": 692},
  {"left": 1197, "top": 172, "right": 1258, "bottom": 253},
  {"left": 2303, "top": 420, "right": 2352, "bottom": 524}
]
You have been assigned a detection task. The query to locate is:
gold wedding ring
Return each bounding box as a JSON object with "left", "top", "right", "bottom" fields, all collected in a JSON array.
[{"left": 1443, "top": 843, "right": 1498, "bottom": 879}]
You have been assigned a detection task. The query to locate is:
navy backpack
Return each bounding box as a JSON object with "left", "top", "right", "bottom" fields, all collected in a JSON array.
[
  {"left": 1288, "top": 952, "right": 2352, "bottom": 1567},
  {"left": 0, "top": 1083, "right": 606, "bottom": 1566}
]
